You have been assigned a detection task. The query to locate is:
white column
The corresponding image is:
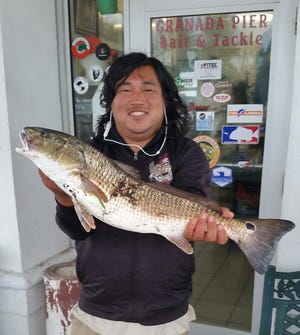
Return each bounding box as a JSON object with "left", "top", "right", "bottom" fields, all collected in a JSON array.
[
  {"left": 279, "top": 0, "right": 300, "bottom": 271},
  {"left": 0, "top": 2, "right": 75, "bottom": 334}
]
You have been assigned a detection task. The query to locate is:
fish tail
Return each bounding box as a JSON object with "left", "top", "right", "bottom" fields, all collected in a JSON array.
[{"left": 234, "top": 219, "right": 295, "bottom": 274}]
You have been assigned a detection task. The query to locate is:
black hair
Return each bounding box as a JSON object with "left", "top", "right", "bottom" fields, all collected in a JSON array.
[{"left": 95, "top": 52, "right": 189, "bottom": 138}]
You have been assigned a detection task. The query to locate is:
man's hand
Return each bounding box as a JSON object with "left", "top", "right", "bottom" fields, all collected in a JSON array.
[
  {"left": 38, "top": 169, "right": 73, "bottom": 207},
  {"left": 183, "top": 207, "right": 233, "bottom": 245}
]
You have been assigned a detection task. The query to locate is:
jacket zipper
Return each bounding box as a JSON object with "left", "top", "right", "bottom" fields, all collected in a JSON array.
[{"left": 133, "top": 152, "right": 138, "bottom": 160}]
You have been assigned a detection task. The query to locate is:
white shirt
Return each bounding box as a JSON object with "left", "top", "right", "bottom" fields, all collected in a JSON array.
[{"left": 71, "top": 304, "right": 196, "bottom": 335}]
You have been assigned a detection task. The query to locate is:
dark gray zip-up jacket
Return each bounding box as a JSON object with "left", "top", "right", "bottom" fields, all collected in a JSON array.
[{"left": 55, "top": 126, "right": 211, "bottom": 325}]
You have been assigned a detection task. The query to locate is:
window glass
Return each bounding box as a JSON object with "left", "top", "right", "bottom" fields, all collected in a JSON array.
[
  {"left": 69, "top": 0, "right": 124, "bottom": 141},
  {"left": 151, "top": 11, "right": 272, "bottom": 216},
  {"left": 151, "top": 11, "right": 272, "bottom": 331}
]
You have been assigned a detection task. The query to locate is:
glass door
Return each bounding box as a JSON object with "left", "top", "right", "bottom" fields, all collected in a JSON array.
[
  {"left": 127, "top": 1, "right": 285, "bottom": 334},
  {"left": 150, "top": 11, "right": 273, "bottom": 334}
]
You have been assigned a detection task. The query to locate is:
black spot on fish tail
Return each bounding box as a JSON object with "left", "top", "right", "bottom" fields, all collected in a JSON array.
[
  {"left": 246, "top": 222, "right": 255, "bottom": 231},
  {"left": 234, "top": 219, "right": 295, "bottom": 274}
]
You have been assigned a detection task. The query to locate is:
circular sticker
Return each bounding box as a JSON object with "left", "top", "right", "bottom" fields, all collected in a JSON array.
[
  {"left": 175, "top": 77, "right": 184, "bottom": 88},
  {"left": 88, "top": 64, "right": 104, "bottom": 82},
  {"left": 95, "top": 43, "right": 110, "bottom": 61},
  {"left": 73, "top": 76, "right": 89, "bottom": 95},
  {"left": 71, "top": 37, "right": 90, "bottom": 59},
  {"left": 200, "top": 82, "right": 215, "bottom": 98},
  {"left": 232, "top": 151, "right": 255, "bottom": 170},
  {"left": 193, "top": 135, "right": 220, "bottom": 168}
]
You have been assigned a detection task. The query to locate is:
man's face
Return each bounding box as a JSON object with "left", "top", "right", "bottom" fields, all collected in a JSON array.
[{"left": 111, "top": 65, "right": 165, "bottom": 146}]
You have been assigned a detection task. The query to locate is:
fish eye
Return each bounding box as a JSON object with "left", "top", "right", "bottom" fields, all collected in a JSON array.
[
  {"left": 40, "top": 131, "right": 48, "bottom": 137},
  {"left": 246, "top": 222, "right": 255, "bottom": 231}
]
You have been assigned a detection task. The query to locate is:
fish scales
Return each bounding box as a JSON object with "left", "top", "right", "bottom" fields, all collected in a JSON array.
[{"left": 16, "top": 127, "right": 295, "bottom": 274}]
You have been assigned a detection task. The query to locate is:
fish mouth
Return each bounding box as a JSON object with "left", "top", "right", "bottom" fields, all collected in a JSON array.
[{"left": 16, "top": 129, "right": 33, "bottom": 153}]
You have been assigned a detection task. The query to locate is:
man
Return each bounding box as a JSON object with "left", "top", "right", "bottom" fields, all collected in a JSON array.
[{"left": 39, "top": 52, "right": 232, "bottom": 335}]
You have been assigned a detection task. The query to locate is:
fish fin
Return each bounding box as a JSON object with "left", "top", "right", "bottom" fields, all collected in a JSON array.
[
  {"left": 80, "top": 175, "right": 108, "bottom": 206},
  {"left": 148, "top": 182, "right": 223, "bottom": 214},
  {"left": 111, "top": 160, "right": 141, "bottom": 179},
  {"left": 165, "top": 234, "right": 194, "bottom": 255},
  {"left": 234, "top": 219, "right": 295, "bottom": 274},
  {"left": 72, "top": 197, "right": 96, "bottom": 232}
]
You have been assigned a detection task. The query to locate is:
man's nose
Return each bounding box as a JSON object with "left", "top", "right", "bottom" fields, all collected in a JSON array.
[{"left": 130, "top": 90, "right": 147, "bottom": 101}]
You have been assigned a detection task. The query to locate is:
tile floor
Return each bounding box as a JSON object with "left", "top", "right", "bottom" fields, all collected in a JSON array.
[{"left": 189, "top": 240, "right": 254, "bottom": 331}]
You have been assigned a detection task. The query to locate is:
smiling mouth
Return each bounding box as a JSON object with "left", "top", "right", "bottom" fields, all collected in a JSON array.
[{"left": 128, "top": 110, "right": 148, "bottom": 117}]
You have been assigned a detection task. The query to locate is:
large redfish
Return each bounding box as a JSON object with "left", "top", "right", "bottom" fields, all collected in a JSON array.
[{"left": 16, "top": 127, "right": 295, "bottom": 274}]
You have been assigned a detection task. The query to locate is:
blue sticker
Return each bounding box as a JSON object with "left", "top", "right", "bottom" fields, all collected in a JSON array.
[
  {"left": 212, "top": 166, "right": 233, "bottom": 187},
  {"left": 222, "top": 125, "right": 259, "bottom": 144}
]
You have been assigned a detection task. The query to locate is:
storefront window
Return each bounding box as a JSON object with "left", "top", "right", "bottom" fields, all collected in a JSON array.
[
  {"left": 68, "top": 0, "right": 124, "bottom": 141},
  {"left": 151, "top": 11, "right": 272, "bottom": 216},
  {"left": 151, "top": 11, "right": 272, "bottom": 331}
]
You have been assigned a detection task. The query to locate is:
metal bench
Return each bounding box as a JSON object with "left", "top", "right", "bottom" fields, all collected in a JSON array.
[{"left": 259, "top": 265, "right": 300, "bottom": 335}]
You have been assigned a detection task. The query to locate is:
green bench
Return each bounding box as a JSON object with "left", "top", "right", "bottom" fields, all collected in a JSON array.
[{"left": 259, "top": 265, "right": 300, "bottom": 335}]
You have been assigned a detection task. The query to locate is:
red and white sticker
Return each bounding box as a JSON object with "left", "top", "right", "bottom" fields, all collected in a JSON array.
[
  {"left": 213, "top": 93, "right": 231, "bottom": 103},
  {"left": 227, "top": 104, "right": 263, "bottom": 123},
  {"left": 71, "top": 37, "right": 90, "bottom": 59}
]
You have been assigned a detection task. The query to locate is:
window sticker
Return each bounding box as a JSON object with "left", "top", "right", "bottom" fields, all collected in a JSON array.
[
  {"left": 193, "top": 135, "right": 220, "bottom": 168},
  {"left": 71, "top": 37, "right": 90, "bottom": 59},
  {"left": 87, "top": 64, "right": 104, "bottom": 82},
  {"left": 232, "top": 151, "right": 255, "bottom": 170},
  {"left": 222, "top": 125, "right": 259, "bottom": 144},
  {"left": 196, "top": 111, "right": 215, "bottom": 131},
  {"left": 179, "top": 72, "right": 197, "bottom": 88},
  {"left": 227, "top": 104, "right": 263, "bottom": 123},
  {"left": 213, "top": 93, "right": 231, "bottom": 103},
  {"left": 73, "top": 76, "right": 89, "bottom": 95},
  {"left": 95, "top": 43, "right": 110, "bottom": 60},
  {"left": 212, "top": 166, "right": 233, "bottom": 187},
  {"left": 194, "top": 59, "right": 222, "bottom": 80},
  {"left": 180, "top": 90, "right": 197, "bottom": 99},
  {"left": 200, "top": 82, "right": 215, "bottom": 98}
]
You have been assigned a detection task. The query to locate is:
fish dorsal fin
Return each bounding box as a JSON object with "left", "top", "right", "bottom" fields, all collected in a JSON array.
[
  {"left": 147, "top": 182, "right": 223, "bottom": 215},
  {"left": 112, "top": 160, "right": 141, "bottom": 179}
]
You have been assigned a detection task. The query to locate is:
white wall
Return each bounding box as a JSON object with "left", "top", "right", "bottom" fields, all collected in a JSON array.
[
  {"left": 0, "top": 1, "right": 74, "bottom": 334},
  {"left": 0, "top": 0, "right": 70, "bottom": 273}
]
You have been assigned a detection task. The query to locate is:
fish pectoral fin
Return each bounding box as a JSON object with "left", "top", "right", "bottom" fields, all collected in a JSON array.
[
  {"left": 72, "top": 197, "right": 96, "bottom": 232},
  {"left": 165, "top": 234, "right": 194, "bottom": 255},
  {"left": 80, "top": 175, "right": 108, "bottom": 208}
]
